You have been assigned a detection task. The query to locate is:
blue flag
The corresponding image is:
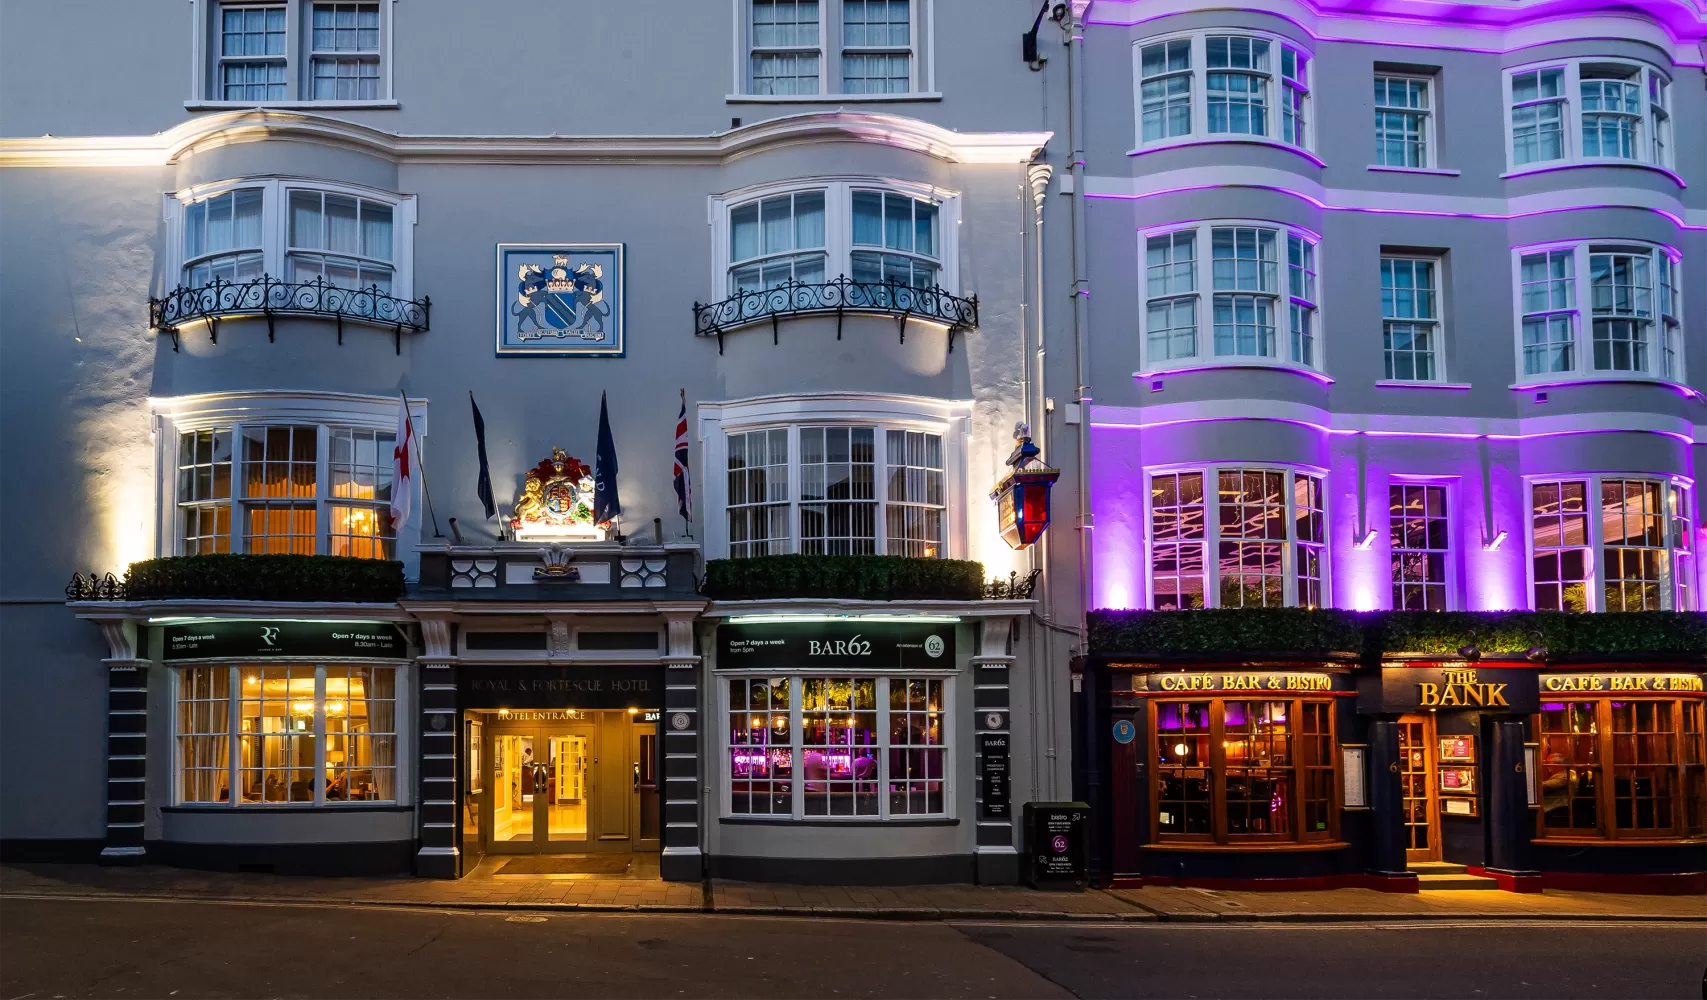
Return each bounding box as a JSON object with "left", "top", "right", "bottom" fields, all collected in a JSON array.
[
  {"left": 470, "top": 392, "right": 496, "bottom": 519},
  {"left": 594, "top": 391, "right": 622, "bottom": 525}
]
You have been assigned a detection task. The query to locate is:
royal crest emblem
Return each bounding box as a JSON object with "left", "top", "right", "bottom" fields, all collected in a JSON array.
[
  {"left": 496, "top": 244, "right": 625, "bottom": 356},
  {"left": 510, "top": 448, "right": 606, "bottom": 541}
]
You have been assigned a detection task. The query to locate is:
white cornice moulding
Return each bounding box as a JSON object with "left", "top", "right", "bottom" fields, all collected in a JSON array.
[
  {"left": 0, "top": 110, "right": 1052, "bottom": 169},
  {"left": 1088, "top": 401, "right": 1700, "bottom": 442}
]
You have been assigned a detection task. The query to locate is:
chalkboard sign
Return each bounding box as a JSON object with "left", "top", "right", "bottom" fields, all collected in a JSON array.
[
  {"left": 1024, "top": 801, "right": 1088, "bottom": 891},
  {"left": 978, "top": 732, "right": 1010, "bottom": 818}
]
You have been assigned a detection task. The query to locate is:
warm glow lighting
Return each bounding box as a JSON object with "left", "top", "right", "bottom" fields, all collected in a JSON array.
[
  {"left": 726, "top": 614, "right": 961, "bottom": 624},
  {"left": 1173, "top": 742, "right": 1188, "bottom": 756},
  {"left": 291, "top": 700, "right": 315, "bottom": 716},
  {"left": 628, "top": 707, "right": 639, "bottom": 715},
  {"left": 325, "top": 700, "right": 345, "bottom": 716}
]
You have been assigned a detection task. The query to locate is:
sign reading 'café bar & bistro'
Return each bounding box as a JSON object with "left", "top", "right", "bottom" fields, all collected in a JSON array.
[
  {"left": 162, "top": 621, "right": 406, "bottom": 660},
  {"left": 716, "top": 621, "right": 956, "bottom": 670}
]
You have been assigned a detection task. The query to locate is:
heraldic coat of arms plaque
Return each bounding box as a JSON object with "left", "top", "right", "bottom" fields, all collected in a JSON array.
[
  {"left": 495, "top": 243, "right": 625, "bottom": 356},
  {"left": 510, "top": 448, "right": 607, "bottom": 542}
]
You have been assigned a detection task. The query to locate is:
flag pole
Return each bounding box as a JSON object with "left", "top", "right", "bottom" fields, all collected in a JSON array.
[{"left": 403, "top": 392, "right": 444, "bottom": 539}]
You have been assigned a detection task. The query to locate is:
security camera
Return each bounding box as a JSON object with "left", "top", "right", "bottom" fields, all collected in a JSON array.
[{"left": 1050, "top": 3, "right": 1068, "bottom": 22}]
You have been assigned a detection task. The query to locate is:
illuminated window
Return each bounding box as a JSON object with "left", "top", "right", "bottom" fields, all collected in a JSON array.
[
  {"left": 172, "top": 421, "right": 397, "bottom": 559},
  {"left": 1506, "top": 60, "right": 1674, "bottom": 170},
  {"left": 203, "top": 1, "right": 390, "bottom": 105},
  {"left": 1389, "top": 483, "right": 1450, "bottom": 610},
  {"left": 1153, "top": 697, "right": 1337, "bottom": 844},
  {"left": 177, "top": 664, "right": 399, "bottom": 806},
  {"left": 885, "top": 430, "right": 945, "bottom": 558},
  {"left": 1530, "top": 476, "right": 1693, "bottom": 611},
  {"left": 1135, "top": 32, "right": 1310, "bottom": 151},
  {"left": 1147, "top": 466, "right": 1326, "bottom": 609},
  {"left": 725, "top": 675, "right": 949, "bottom": 819},
  {"left": 1536, "top": 698, "right": 1705, "bottom": 841}
]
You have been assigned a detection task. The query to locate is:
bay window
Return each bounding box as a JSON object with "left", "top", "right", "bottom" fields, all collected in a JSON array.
[
  {"left": 177, "top": 179, "right": 412, "bottom": 296},
  {"left": 1537, "top": 698, "right": 1706, "bottom": 841},
  {"left": 1505, "top": 60, "right": 1674, "bottom": 172},
  {"left": 723, "top": 182, "right": 950, "bottom": 296},
  {"left": 176, "top": 664, "right": 400, "bottom": 806},
  {"left": 726, "top": 423, "right": 945, "bottom": 558},
  {"left": 1133, "top": 32, "right": 1311, "bottom": 152},
  {"left": 1147, "top": 466, "right": 1327, "bottom": 610},
  {"left": 1512, "top": 241, "right": 1682, "bottom": 384},
  {"left": 1529, "top": 476, "right": 1694, "bottom": 612},
  {"left": 165, "top": 401, "right": 408, "bottom": 560},
  {"left": 1140, "top": 221, "right": 1320, "bottom": 371},
  {"left": 1153, "top": 697, "right": 1338, "bottom": 844},
  {"left": 727, "top": 675, "right": 948, "bottom": 819}
]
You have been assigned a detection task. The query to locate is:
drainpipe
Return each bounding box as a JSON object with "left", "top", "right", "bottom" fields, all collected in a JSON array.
[{"left": 1065, "top": 6, "right": 1092, "bottom": 662}]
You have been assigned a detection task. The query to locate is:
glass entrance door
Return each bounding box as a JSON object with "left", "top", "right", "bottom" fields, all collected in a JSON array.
[
  {"left": 1398, "top": 715, "right": 1439, "bottom": 862},
  {"left": 487, "top": 725, "right": 596, "bottom": 853}
]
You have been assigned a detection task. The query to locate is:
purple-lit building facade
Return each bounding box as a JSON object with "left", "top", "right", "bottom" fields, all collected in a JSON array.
[{"left": 1063, "top": 0, "right": 1706, "bottom": 892}]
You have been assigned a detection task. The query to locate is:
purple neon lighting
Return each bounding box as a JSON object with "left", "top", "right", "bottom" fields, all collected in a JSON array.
[
  {"left": 1137, "top": 362, "right": 1335, "bottom": 385},
  {"left": 1085, "top": 184, "right": 1707, "bottom": 232},
  {"left": 1503, "top": 160, "right": 1686, "bottom": 191},
  {"left": 1512, "top": 377, "right": 1705, "bottom": 402},
  {"left": 1083, "top": 1, "right": 1707, "bottom": 53},
  {"left": 1092, "top": 417, "right": 1696, "bottom": 446}
]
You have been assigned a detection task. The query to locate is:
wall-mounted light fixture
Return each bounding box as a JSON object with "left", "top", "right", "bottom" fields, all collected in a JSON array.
[
  {"left": 991, "top": 422, "right": 1061, "bottom": 550},
  {"left": 1354, "top": 528, "right": 1378, "bottom": 549},
  {"left": 1484, "top": 530, "right": 1509, "bottom": 551}
]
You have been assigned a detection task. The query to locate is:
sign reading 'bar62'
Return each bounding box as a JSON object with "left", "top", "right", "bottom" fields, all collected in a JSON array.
[
  {"left": 716, "top": 621, "right": 956, "bottom": 670},
  {"left": 162, "top": 621, "right": 407, "bottom": 660}
]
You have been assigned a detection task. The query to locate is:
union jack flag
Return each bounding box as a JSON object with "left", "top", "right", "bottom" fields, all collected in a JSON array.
[{"left": 673, "top": 389, "right": 693, "bottom": 522}]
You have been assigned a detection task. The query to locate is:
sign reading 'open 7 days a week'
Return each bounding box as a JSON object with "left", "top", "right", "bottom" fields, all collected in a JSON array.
[{"left": 162, "top": 621, "right": 406, "bottom": 660}]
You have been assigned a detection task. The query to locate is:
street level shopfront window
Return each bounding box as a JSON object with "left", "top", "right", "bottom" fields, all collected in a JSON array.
[
  {"left": 1148, "top": 466, "right": 1326, "bottom": 610},
  {"left": 1529, "top": 477, "right": 1694, "bottom": 612},
  {"left": 1152, "top": 697, "right": 1336, "bottom": 844},
  {"left": 176, "top": 664, "right": 398, "bottom": 806},
  {"left": 727, "top": 675, "right": 947, "bottom": 819},
  {"left": 1536, "top": 696, "right": 1706, "bottom": 841}
]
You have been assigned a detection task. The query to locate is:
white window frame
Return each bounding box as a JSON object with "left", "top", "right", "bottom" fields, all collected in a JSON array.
[
  {"left": 1372, "top": 73, "right": 1434, "bottom": 169},
  {"left": 167, "top": 178, "right": 416, "bottom": 299},
  {"left": 1137, "top": 220, "right": 1324, "bottom": 375},
  {"left": 1508, "top": 239, "right": 1684, "bottom": 387},
  {"left": 709, "top": 177, "right": 961, "bottom": 298},
  {"left": 1523, "top": 474, "right": 1695, "bottom": 612},
  {"left": 1380, "top": 252, "right": 1447, "bottom": 384},
  {"left": 189, "top": 0, "right": 397, "bottom": 108},
  {"left": 1501, "top": 58, "right": 1676, "bottom": 176},
  {"left": 1141, "top": 464, "right": 1331, "bottom": 610},
  {"left": 719, "top": 672, "right": 955, "bottom": 821},
  {"left": 698, "top": 393, "right": 970, "bottom": 561},
  {"left": 1386, "top": 477, "right": 1458, "bottom": 611},
  {"left": 731, "top": 0, "right": 936, "bottom": 101},
  {"left": 1130, "top": 30, "right": 1314, "bottom": 155},
  {"left": 149, "top": 392, "right": 428, "bottom": 575},
  {"left": 171, "top": 661, "right": 411, "bottom": 808}
]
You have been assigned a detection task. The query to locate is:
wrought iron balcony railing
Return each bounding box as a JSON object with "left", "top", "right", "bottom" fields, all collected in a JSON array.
[
  {"left": 149, "top": 274, "right": 430, "bottom": 354},
  {"left": 693, "top": 276, "right": 978, "bottom": 354}
]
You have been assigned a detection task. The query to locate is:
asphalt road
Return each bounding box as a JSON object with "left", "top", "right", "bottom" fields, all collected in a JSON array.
[{"left": 1, "top": 896, "right": 1702, "bottom": 1000}]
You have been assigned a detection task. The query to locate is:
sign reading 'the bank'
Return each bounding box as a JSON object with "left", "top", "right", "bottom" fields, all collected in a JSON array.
[
  {"left": 716, "top": 620, "right": 956, "bottom": 670},
  {"left": 162, "top": 621, "right": 407, "bottom": 660}
]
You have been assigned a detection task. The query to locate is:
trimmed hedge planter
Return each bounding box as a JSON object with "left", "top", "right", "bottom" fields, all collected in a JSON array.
[
  {"left": 1089, "top": 609, "right": 1707, "bottom": 661},
  {"left": 704, "top": 555, "right": 985, "bottom": 602},
  {"left": 124, "top": 555, "right": 405, "bottom": 603}
]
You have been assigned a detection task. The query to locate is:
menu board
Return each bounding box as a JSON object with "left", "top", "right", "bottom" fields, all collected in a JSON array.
[
  {"left": 1438, "top": 736, "right": 1475, "bottom": 763},
  {"left": 1439, "top": 766, "right": 1477, "bottom": 795}
]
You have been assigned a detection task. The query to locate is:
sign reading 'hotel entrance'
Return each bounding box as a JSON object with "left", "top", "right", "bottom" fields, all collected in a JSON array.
[
  {"left": 716, "top": 621, "right": 956, "bottom": 670},
  {"left": 161, "top": 621, "right": 406, "bottom": 660}
]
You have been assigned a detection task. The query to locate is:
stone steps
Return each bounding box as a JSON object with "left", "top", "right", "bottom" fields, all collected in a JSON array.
[{"left": 1409, "top": 862, "right": 1502, "bottom": 890}]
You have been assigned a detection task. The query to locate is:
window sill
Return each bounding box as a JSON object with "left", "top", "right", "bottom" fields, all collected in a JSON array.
[
  {"left": 163, "top": 804, "right": 411, "bottom": 813},
  {"left": 1137, "top": 361, "right": 1334, "bottom": 386},
  {"left": 726, "top": 92, "right": 943, "bottom": 104},
  {"left": 1376, "top": 379, "right": 1473, "bottom": 390},
  {"left": 1129, "top": 137, "right": 1324, "bottom": 169},
  {"left": 1510, "top": 376, "right": 1702, "bottom": 401},
  {"left": 1142, "top": 840, "right": 1349, "bottom": 853},
  {"left": 185, "top": 100, "right": 400, "bottom": 111},
  {"left": 1366, "top": 165, "right": 1461, "bottom": 177},
  {"left": 1500, "top": 160, "right": 1686, "bottom": 189},
  {"left": 1532, "top": 836, "right": 1707, "bottom": 848},
  {"left": 720, "top": 816, "right": 959, "bottom": 827}
]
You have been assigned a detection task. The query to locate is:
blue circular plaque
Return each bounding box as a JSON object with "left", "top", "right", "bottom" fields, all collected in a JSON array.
[{"left": 1112, "top": 719, "right": 1136, "bottom": 744}]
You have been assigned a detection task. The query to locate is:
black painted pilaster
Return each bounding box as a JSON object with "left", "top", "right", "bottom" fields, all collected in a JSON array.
[
  {"left": 1484, "top": 715, "right": 1537, "bottom": 877},
  {"left": 661, "top": 612, "right": 703, "bottom": 882},
  {"left": 973, "top": 618, "right": 1017, "bottom": 883},
  {"left": 1365, "top": 716, "right": 1409, "bottom": 877},
  {"left": 101, "top": 663, "right": 149, "bottom": 864},
  {"left": 417, "top": 658, "right": 459, "bottom": 878}
]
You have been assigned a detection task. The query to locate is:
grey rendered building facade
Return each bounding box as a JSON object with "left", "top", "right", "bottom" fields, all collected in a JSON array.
[{"left": 0, "top": 0, "right": 1084, "bottom": 882}]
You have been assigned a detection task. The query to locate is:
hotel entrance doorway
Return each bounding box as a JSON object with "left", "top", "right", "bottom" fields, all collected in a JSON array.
[{"left": 474, "top": 709, "right": 660, "bottom": 856}]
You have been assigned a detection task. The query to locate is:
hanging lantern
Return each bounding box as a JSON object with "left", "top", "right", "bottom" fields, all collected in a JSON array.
[{"left": 990, "top": 422, "right": 1060, "bottom": 550}]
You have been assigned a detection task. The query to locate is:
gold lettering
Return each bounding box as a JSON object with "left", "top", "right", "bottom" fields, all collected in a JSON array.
[
  {"left": 1464, "top": 683, "right": 1486, "bottom": 707},
  {"left": 1440, "top": 684, "right": 1463, "bottom": 706},
  {"left": 1419, "top": 682, "right": 1441, "bottom": 707},
  {"left": 1485, "top": 683, "right": 1508, "bottom": 707}
]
